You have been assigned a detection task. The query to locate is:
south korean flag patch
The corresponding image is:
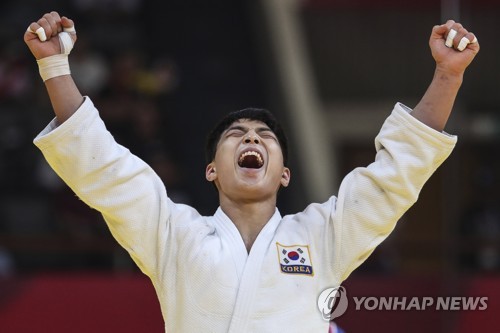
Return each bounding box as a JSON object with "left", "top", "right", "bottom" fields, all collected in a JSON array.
[{"left": 276, "top": 242, "right": 314, "bottom": 276}]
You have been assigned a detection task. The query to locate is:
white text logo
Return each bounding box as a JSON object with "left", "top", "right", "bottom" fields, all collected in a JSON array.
[{"left": 317, "top": 286, "right": 348, "bottom": 320}]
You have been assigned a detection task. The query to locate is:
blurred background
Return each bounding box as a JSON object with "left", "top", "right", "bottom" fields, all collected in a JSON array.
[{"left": 0, "top": 0, "right": 499, "bottom": 332}]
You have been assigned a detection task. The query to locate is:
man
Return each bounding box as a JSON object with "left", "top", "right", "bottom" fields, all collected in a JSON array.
[{"left": 25, "top": 11, "right": 479, "bottom": 332}]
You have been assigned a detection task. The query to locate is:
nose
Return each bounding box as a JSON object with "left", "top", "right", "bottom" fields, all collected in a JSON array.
[{"left": 244, "top": 134, "right": 260, "bottom": 144}]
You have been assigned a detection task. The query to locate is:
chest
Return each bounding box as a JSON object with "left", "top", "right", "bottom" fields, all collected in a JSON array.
[{"left": 177, "top": 227, "right": 332, "bottom": 316}]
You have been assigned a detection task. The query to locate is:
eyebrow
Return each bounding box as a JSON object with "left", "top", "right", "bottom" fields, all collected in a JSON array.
[{"left": 225, "top": 124, "right": 274, "bottom": 135}]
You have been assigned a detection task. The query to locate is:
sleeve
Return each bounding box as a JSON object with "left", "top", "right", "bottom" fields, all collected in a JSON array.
[
  {"left": 34, "top": 97, "right": 172, "bottom": 277},
  {"left": 332, "top": 103, "right": 457, "bottom": 282}
]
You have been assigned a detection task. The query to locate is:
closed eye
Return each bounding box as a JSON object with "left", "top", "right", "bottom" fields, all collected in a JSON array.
[
  {"left": 257, "top": 129, "right": 278, "bottom": 141},
  {"left": 223, "top": 125, "right": 277, "bottom": 141},
  {"left": 225, "top": 127, "right": 246, "bottom": 137}
]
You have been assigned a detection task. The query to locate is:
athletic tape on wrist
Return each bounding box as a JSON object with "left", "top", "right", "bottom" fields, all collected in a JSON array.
[
  {"left": 37, "top": 54, "right": 70, "bottom": 82},
  {"left": 35, "top": 31, "right": 75, "bottom": 81}
]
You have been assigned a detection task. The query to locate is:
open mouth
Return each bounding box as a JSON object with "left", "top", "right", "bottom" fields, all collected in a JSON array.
[{"left": 238, "top": 150, "right": 264, "bottom": 169}]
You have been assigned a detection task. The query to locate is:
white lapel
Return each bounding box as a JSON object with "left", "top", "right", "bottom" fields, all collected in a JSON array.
[
  {"left": 222, "top": 208, "right": 282, "bottom": 333},
  {"left": 213, "top": 207, "right": 249, "bottom": 278}
]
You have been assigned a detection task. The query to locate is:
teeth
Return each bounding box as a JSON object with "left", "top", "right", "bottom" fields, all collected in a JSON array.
[{"left": 239, "top": 151, "right": 263, "bottom": 165}]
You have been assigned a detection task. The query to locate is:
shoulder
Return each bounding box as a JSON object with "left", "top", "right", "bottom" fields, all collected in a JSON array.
[{"left": 282, "top": 196, "right": 338, "bottom": 225}]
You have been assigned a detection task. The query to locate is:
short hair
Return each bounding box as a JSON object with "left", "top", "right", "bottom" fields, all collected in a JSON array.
[{"left": 206, "top": 107, "right": 289, "bottom": 166}]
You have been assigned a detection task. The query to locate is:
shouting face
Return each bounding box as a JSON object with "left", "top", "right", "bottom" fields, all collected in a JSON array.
[{"left": 206, "top": 119, "right": 290, "bottom": 202}]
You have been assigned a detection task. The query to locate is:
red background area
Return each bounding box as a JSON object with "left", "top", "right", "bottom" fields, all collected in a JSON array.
[
  {"left": 0, "top": 273, "right": 498, "bottom": 332},
  {"left": 0, "top": 273, "right": 164, "bottom": 333}
]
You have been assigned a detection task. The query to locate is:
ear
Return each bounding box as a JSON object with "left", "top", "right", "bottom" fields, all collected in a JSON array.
[
  {"left": 205, "top": 163, "right": 217, "bottom": 182},
  {"left": 280, "top": 167, "right": 291, "bottom": 187}
]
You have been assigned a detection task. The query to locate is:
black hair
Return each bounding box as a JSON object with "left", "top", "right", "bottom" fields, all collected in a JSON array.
[{"left": 206, "top": 107, "right": 288, "bottom": 166}]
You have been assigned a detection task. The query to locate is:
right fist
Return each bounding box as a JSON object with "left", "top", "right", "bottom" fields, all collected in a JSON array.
[{"left": 24, "top": 11, "right": 77, "bottom": 60}]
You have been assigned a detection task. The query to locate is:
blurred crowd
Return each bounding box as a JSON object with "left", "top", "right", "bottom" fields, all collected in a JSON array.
[
  {"left": 0, "top": 0, "right": 201, "bottom": 275},
  {"left": 1, "top": 0, "right": 499, "bottom": 277}
]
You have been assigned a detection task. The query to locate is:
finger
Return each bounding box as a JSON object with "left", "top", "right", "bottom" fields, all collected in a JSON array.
[
  {"left": 432, "top": 21, "right": 450, "bottom": 36},
  {"left": 445, "top": 22, "right": 462, "bottom": 47},
  {"left": 27, "top": 22, "right": 47, "bottom": 42},
  {"left": 49, "top": 11, "right": 62, "bottom": 23},
  {"left": 470, "top": 37, "right": 480, "bottom": 54},
  {"left": 452, "top": 26, "right": 470, "bottom": 50},
  {"left": 43, "top": 12, "right": 60, "bottom": 37},
  {"left": 37, "top": 17, "right": 53, "bottom": 41},
  {"left": 431, "top": 21, "right": 455, "bottom": 43},
  {"left": 444, "top": 19, "right": 456, "bottom": 31},
  {"left": 452, "top": 22, "right": 464, "bottom": 31},
  {"left": 445, "top": 29, "right": 457, "bottom": 47},
  {"left": 50, "top": 11, "right": 63, "bottom": 34},
  {"left": 61, "top": 16, "right": 76, "bottom": 34},
  {"left": 457, "top": 32, "right": 477, "bottom": 51},
  {"left": 457, "top": 37, "right": 470, "bottom": 51},
  {"left": 431, "top": 24, "right": 445, "bottom": 38},
  {"left": 444, "top": 22, "right": 466, "bottom": 48}
]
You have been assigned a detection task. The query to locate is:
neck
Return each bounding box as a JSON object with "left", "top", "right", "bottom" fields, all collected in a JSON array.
[{"left": 219, "top": 196, "right": 277, "bottom": 253}]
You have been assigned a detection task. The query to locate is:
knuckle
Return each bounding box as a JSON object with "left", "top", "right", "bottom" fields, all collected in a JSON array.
[{"left": 51, "top": 12, "right": 61, "bottom": 21}]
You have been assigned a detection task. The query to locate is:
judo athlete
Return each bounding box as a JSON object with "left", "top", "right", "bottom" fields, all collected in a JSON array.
[{"left": 24, "top": 11, "right": 479, "bottom": 332}]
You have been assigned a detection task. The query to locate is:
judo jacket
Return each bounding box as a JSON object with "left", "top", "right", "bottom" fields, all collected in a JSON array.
[{"left": 34, "top": 97, "right": 457, "bottom": 332}]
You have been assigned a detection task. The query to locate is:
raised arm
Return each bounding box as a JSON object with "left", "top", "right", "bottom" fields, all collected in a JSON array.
[
  {"left": 25, "top": 12, "right": 175, "bottom": 276},
  {"left": 330, "top": 21, "right": 479, "bottom": 282},
  {"left": 24, "top": 11, "right": 83, "bottom": 124},
  {"left": 411, "top": 20, "right": 480, "bottom": 131}
]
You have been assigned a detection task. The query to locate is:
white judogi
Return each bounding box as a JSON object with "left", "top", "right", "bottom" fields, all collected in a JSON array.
[{"left": 34, "top": 98, "right": 456, "bottom": 332}]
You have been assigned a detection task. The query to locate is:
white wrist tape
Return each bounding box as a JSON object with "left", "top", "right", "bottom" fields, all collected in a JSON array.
[
  {"left": 37, "top": 54, "right": 70, "bottom": 82},
  {"left": 35, "top": 31, "right": 75, "bottom": 82}
]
